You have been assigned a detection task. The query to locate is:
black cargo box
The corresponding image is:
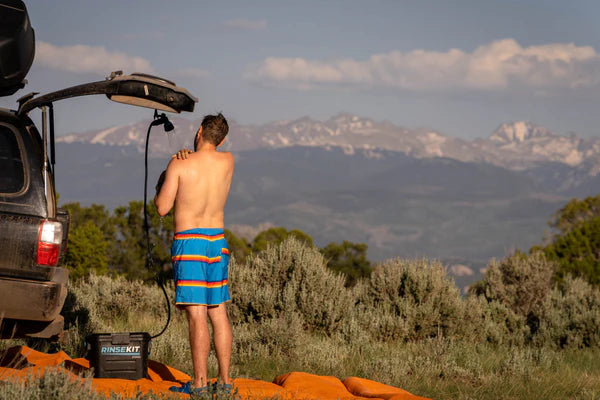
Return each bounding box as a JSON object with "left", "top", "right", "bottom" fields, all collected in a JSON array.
[
  {"left": 0, "top": 0, "right": 35, "bottom": 96},
  {"left": 86, "top": 332, "right": 151, "bottom": 380}
]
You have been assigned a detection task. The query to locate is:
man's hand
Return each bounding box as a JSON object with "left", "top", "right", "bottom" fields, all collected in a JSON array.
[{"left": 172, "top": 148, "right": 193, "bottom": 160}]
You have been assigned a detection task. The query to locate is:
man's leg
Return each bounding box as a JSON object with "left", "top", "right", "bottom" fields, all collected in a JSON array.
[
  {"left": 207, "top": 303, "right": 232, "bottom": 384},
  {"left": 185, "top": 305, "right": 210, "bottom": 388}
]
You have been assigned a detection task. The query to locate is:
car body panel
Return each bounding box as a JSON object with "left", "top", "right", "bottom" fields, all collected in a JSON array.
[{"left": 0, "top": 0, "right": 35, "bottom": 96}]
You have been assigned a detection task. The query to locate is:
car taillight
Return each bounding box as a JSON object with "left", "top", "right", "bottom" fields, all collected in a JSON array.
[{"left": 37, "top": 220, "right": 63, "bottom": 266}]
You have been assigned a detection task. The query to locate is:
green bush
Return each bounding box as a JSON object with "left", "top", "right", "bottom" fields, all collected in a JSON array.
[
  {"left": 233, "top": 312, "right": 305, "bottom": 366},
  {"left": 533, "top": 276, "right": 600, "bottom": 348},
  {"left": 65, "top": 274, "right": 167, "bottom": 330},
  {"left": 0, "top": 368, "right": 100, "bottom": 400},
  {"left": 468, "top": 252, "right": 558, "bottom": 345},
  {"left": 0, "top": 366, "right": 168, "bottom": 399},
  {"left": 470, "top": 252, "right": 555, "bottom": 318},
  {"left": 229, "top": 237, "right": 354, "bottom": 335},
  {"left": 464, "top": 296, "right": 527, "bottom": 346},
  {"left": 359, "top": 258, "right": 465, "bottom": 341}
]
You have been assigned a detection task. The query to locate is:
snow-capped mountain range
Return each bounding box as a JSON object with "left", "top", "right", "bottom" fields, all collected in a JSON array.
[{"left": 57, "top": 113, "right": 600, "bottom": 176}]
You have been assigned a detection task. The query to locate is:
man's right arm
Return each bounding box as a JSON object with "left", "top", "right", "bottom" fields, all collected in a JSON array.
[
  {"left": 155, "top": 170, "right": 167, "bottom": 194},
  {"left": 154, "top": 159, "right": 180, "bottom": 216}
]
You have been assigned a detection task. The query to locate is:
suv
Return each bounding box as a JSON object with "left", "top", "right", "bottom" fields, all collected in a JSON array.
[{"left": 0, "top": 0, "right": 196, "bottom": 339}]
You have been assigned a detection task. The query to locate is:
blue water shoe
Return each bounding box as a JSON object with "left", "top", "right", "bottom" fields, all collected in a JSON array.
[{"left": 169, "top": 381, "right": 212, "bottom": 398}]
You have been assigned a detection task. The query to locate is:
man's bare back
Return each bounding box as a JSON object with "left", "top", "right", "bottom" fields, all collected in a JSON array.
[{"left": 154, "top": 131, "right": 234, "bottom": 231}]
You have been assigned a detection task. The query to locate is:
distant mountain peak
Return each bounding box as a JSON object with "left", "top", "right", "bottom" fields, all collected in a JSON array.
[
  {"left": 329, "top": 112, "right": 361, "bottom": 123},
  {"left": 490, "top": 121, "right": 554, "bottom": 144},
  {"left": 56, "top": 114, "right": 600, "bottom": 176},
  {"left": 289, "top": 115, "right": 316, "bottom": 124}
]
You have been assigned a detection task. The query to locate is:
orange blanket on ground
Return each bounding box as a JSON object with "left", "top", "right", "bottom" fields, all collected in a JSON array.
[{"left": 0, "top": 346, "right": 429, "bottom": 399}]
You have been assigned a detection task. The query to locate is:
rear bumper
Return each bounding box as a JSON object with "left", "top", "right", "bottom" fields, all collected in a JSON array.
[
  {"left": 0, "top": 268, "right": 68, "bottom": 322},
  {"left": 0, "top": 315, "right": 64, "bottom": 339}
]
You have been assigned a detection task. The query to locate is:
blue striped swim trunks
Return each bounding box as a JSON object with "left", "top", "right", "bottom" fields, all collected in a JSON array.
[{"left": 171, "top": 228, "right": 230, "bottom": 307}]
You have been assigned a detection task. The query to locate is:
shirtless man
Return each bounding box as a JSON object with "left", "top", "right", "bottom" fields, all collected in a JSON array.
[{"left": 154, "top": 113, "right": 234, "bottom": 397}]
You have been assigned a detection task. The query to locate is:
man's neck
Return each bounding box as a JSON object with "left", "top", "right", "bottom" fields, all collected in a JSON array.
[{"left": 195, "top": 142, "right": 218, "bottom": 152}]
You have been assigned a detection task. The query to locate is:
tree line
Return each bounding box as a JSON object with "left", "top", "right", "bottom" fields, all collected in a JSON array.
[
  {"left": 61, "top": 201, "right": 372, "bottom": 285},
  {"left": 533, "top": 194, "right": 600, "bottom": 285},
  {"left": 61, "top": 194, "right": 600, "bottom": 287}
]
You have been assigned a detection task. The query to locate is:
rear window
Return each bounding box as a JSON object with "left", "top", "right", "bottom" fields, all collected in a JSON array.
[{"left": 0, "top": 125, "right": 25, "bottom": 194}]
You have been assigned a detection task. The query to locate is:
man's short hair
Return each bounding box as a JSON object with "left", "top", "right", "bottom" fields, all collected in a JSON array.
[{"left": 198, "top": 113, "right": 228, "bottom": 148}]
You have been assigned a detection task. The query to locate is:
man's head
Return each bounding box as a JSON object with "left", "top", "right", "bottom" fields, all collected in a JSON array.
[{"left": 195, "top": 113, "right": 229, "bottom": 150}]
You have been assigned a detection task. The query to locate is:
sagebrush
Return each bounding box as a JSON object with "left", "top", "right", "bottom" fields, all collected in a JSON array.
[{"left": 51, "top": 238, "right": 600, "bottom": 399}]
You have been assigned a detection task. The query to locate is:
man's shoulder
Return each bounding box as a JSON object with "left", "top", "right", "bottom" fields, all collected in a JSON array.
[
  {"left": 166, "top": 157, "right": 188, "bottom": 175},
  {"left": 216, "top": 151, "right": 234, "bottom": 163},
  {"left": 167, "top": 157, "right": 185, "bottom": 168}
]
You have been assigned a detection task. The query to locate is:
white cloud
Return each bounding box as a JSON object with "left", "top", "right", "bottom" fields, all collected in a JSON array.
[
  {"left": 245, "top": 39, "right": 600, "bottom": 92},
  {"left": 449, "top": 264, "right": 474, "bottom": 277},
  {"left": 222, "top": 18, "right": 267, "bottom": 31},
  {"left": 175, "top": 67, "right": 211, "bottom": 80},
  {"left": 36, "top": 41, "right": 155, "bottom": 76}
]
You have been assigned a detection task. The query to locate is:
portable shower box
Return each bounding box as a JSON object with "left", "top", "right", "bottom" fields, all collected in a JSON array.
[{"left": 86, "top": 332, "right": 151, "bottom": 379}]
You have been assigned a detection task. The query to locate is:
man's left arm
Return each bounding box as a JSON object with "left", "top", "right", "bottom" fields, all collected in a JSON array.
[{"left": 154, "top": 160, "right": 179, "bottom": 216}]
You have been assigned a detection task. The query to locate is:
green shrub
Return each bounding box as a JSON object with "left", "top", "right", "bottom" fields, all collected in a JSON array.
[
  {"left": 470, "top": 252, "right": 555, "bottom": 319},
  {"left": 0, "top": 368, "right": 100, "bottom": 400},
  {"left": 229, "top": 237, "right": 354, "bottom": 335},
  {"left": 65, "top": 274, "right": 167, "bottom": 330},
  {"left": 359, "top": 258, "right": 465, "bottom": 341},
  {"left": 233, "top": 312, "right": 305, "bottom": 369},
  {"left": 464, "top": 296, "right": 527, "bottom": 346},
  {"left": 533, "top": 276, "right": 600, "bottom": 348},
  {"left": 0, "top": 367, "right": 169, "bottom": 399}
]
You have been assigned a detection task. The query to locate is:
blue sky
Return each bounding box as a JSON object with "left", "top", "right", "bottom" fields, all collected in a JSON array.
[{"left": 2, "top": 0, "right": 600, "bottom": 139}]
